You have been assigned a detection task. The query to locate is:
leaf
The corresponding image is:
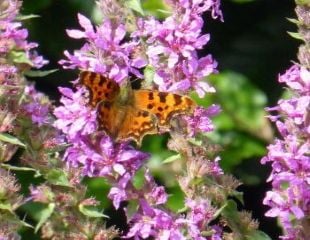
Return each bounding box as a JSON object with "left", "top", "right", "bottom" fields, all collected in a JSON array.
[
  {"left": 126, "top": 200, "right": 139, "bottom": 220},
  {"left": 188, "top": 138, "right": 203, "bottom": 146},
  {"left": 162, "top": 154, "right": 181, "bottom": 164},
  {"left": 78, "top": 204, "right": 108, "bottom": 218},
  {"left": 24, "top": 69, "right": 58, "bottom": 77},
  {"left": 166, "top": 186, "right": 185, "bottom": 212},
  {"left": 124, "top": 0, "right": 144, "bottom": 15},
  {"left": 19, "top": 219, "right": 33, "bottom": 228},
  {"left": 287, "top": 31, "right": 303, "bottom": 40},
  {"left": 0, "top": 164, "right": 41, "bottom": 177},
  {"left": 132, "top": 168, "right": 145, "bottom": 189},
  {"left": 143, "top": 65, "right": 155, "bottom": 87},
  {"left": 0, "top": 202, "right": 13, "bottom": 213},
  {"left": 221, "top": 200, "right": 239, "bottom": 220},
  {"left": 16, "top": 14, "right": 40, "bottom": 20},
  {"left": 213, "top": 202, "right": 228, "bottom": 219},
  {"left": 142, "top": 0, "right": 170, "bottom": 19},
  {"left": 295, "top": 0, "right": 310, "bottom": 5},
  {"left": 246, "top": 231, "right": 272, "bottom": 240},
  {"left": 198, "top": 72, "right": 272, "bottom": 175},
  {"left": 232, "top": 190, "right": 244, "bottom": 205},
  {"left": 286, "top": 18, "right": 300, "bottom": 25},
  {"left": 45, "top": 169, "right": 71, "bottom": 187},
  {"left": 0, "top": 133, "right": 26, "bottom": 147},
  {"left": 218, "top": 132, "right": 266, "bottom": 171},
  {"left": 35, "top": 203, "right": 55, "bottom": 233},
  {"left": 10, "top": 51, "right": 33, "bottom": 66}
]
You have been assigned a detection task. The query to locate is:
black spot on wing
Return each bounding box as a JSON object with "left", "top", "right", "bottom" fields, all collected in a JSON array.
[
  {"left": 98, "top": 75, "right": 106, "bottom": 86},
  {"left": 148, "top": 92, "right": 154, "bottom": 100},
  {"left": 142, "top": 111, "right": 148, "bottom": 118},
  {"left": 158, "top": 92, "right": 166, "bottom": 103},
  {"left": 147, "top": 104, "right": 153, "bottom": 109},
  {"left": 173, "top": 95, "right": 182, "bottom": 106}
]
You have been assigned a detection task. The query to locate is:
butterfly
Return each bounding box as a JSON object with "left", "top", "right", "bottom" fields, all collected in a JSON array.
[{"left": 79, "top": 71, "right": 196, "bottom": 145}]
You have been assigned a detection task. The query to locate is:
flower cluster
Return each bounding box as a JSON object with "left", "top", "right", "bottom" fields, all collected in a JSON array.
[
  {"left": 0, "top": 4, "right": 52, "bottom": 237},
  {"left": 59, "top": 13, "right": 146, "bottom": 83},
  {"left": 133, "top": 0, "right": 222, "bottom": 97},
  {"left": 0, "top": 0, "right": 49, "bottom": 131},
  {"left": 54, "top": 0, "right": 246, "bottom": 239},
  {"left": 0, "top": 0, "right": 48, "bottom": 70},
  {"left": 261, "top": 65, "right": 310, "bottom": 239}
]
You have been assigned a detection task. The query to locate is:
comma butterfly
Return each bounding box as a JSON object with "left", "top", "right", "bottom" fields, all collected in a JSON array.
[{"left": 79, "top": 71, "right": 196, "bottom": 145}]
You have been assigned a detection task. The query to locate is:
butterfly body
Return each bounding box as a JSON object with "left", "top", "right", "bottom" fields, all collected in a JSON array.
[{"left": 79, "top": 71, "right": 196, "bottom": 145}]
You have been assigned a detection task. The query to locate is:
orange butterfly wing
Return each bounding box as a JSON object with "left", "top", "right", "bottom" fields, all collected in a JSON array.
[
  {"left": 79, "top": 71, "right": 196, "bottom": 145},
  {"left": 116, "top": 108, "right": 158, "bottom": 145},
  {"left": 133, "top": 90, "right": 196, "bottom": 127},
  {"left": 79, "top": 71, "right": 119, "bottom": 107}
]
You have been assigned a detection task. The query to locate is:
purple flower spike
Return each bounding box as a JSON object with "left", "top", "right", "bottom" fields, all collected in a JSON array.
[
  {"left": 22, "top": 85, "right": 50, "bottom": 126},
  {"left": 132, "top": 0, "right": 221, "bottom": 96},
  {"left": 185, "top": 105, "right": 221, "bottom": 137},
  {"left": 53, "top": 87, "right": 97, "bottom": 141},
  {"left": 261, "top": 65, "right": 310, "bottom": 239},
  {"left": 59, "top": 14, "right": 146, "bottom": 83},
  {"left": 126, "top": 200, "right": 185, "bottom": 240},
  {"left": 0, "top": 0, "right": 48, "bottom": 69}
]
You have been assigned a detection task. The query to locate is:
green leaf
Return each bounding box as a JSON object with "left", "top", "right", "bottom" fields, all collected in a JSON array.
[
  {"left": 0, "top": 133, "right": 26, "bottom": 147},
  {"left": 35, "top": 203, "right": 55, "bottom": 233},
  {"left": 222, "top": 200, "right": 239, "bottom": 220},
  {"left": 126, "top": 200, "right": 139, "bottom": 220},
  {"left": 188, "top": 138, "right": 203, "bottom": 146},
  {"left": 232, "top": 190, "right": 244, "bottom": 205},
  {"left": 198, "top": 72, "right": 271, "bottom": 175},
  {"left": 124, "top": 0, "right": 144, "bottom": 15},
  {"left": 143, "top": 65, "right": 155, "bottom": 87},
  {"left": 295, "top": 0, "right": 310, "bottom": 5},
  {"left": 287, "top": 31, "right": 303, "bottom": 40},
  {"left": 162, "top": 154, "right": 181, "bottom": 164},
  {"left": 78, "top": 204, "right": 108, "bottom": 218},
  {"left": 83, "top": 177, "right": 111, "bottom": 209},
  {"left": 132, "top": 168, "right": 145, "bottom": 189},
  {"left": 0, "top": 164, "right": 41, "bottom": 177},
  {"left": 0, "top": 202, "right": 13, "bottom": 212},
  {"left": 16, "top": 14, "right": 40, "bottom": 20},
  {"left": 24, "top": 69, "right": 58, "bottom": 77},
  {"left": 218, "top": 131, "right": 266, "bottom": 171},
  {"left": 207, "top": 72, "right": 269, "bottom": 134},
  {"left": 213, "top": 202, "right": 228, "bottom": 219},
  {"left": 142, "top": 0, "right": 170, "bottom": 19},
  {"left": 166, "top": 186, "right": 185, "bottom": 212},
  {"left": 10, "top": 51, "right": 33, "bottom": 66},
  {"left": 246, "top": 230, "right": 272, "bottom": 240},
  {"left": 286, "top": 18, "right": 300, "bottom": 25},
  {"left": 45, "top": 169, "right": 71, "bottom": 187}
]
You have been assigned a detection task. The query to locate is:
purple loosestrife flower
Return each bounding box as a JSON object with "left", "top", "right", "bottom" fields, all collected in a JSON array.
[
  {"left": 59, "top": 14, "right": 146, "bottom": 83},
  {"left": 132, "top": 0, "right": 221, "bottom": 97},
  {"left": 54, "top": 86, "right": 149, "bottom": 208},
  {"left": 22, "top": 85, "right": 51, "bottom": 126},
  {"left": 126, "top": 199, "right": 186, "bottom": 240},
  {"left": 261, "top": 65, "right": 310, "bottom": 239},
  {"left": 0, "top": 1, "right": 48, "bottom": 69},
  {"left": 54, "top": 87, "right": 98, "bottom": 141},
  {"left": 56, "top": 1, "right": 225, "bottom": 239},
  {"left": 185, "top": 198, "right": 216, "bottom": 238},
  {"left": 0, "top": 0, "right": 49, "bottom": 128},
  {"left": 185, "top": 105, "right": 221, "bottom": 137},
  {"left": 53, "top": 87, "right": 149, "bottom": 172}
]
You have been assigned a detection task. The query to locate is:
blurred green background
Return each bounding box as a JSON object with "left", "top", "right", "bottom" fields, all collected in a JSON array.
[{"left": 19, "top": 0, "right": 298, "bottom": 239}]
